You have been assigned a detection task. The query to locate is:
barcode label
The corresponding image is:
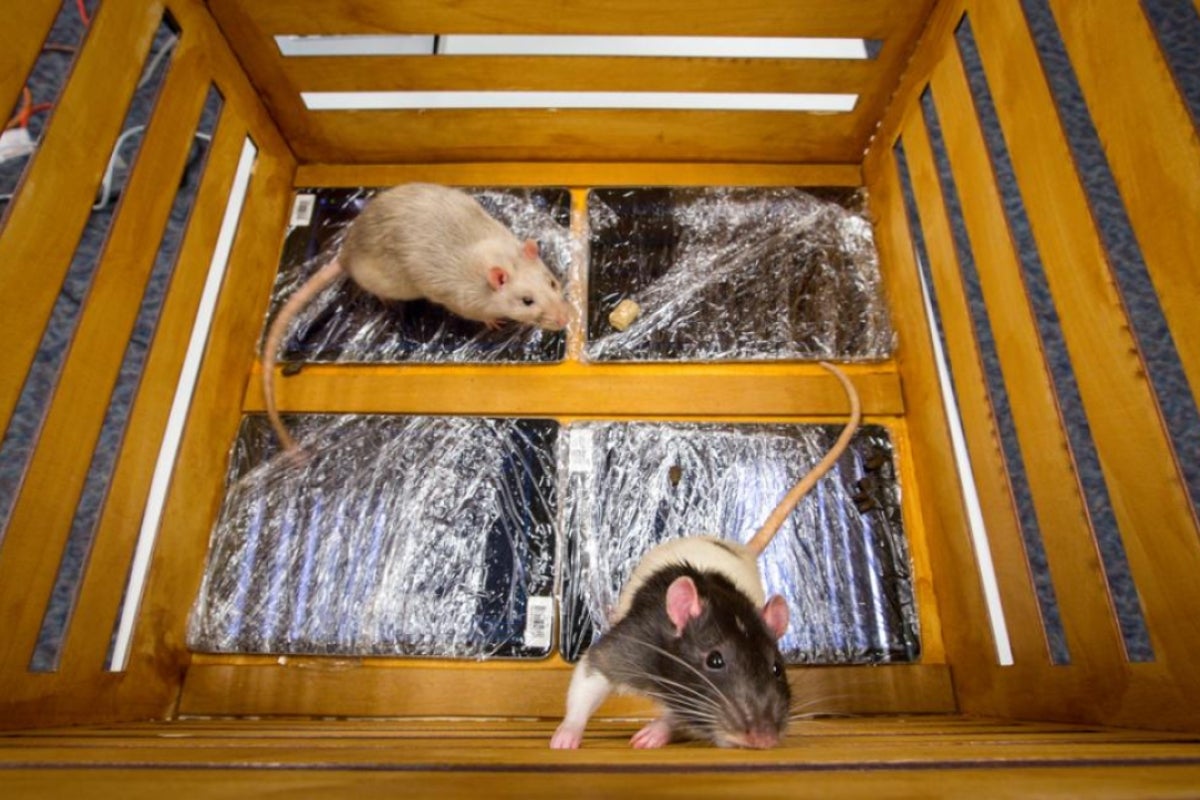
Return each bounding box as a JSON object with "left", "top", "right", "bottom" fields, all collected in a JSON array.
[
  {"left": 569, "top": 428, "right": 594, "bottom": 473},
  {"left": 290, "top": 193, "right": 316, "bottom": 226},
  {"left": 524, "top": 596, "right": 554, "bottom": 650}
]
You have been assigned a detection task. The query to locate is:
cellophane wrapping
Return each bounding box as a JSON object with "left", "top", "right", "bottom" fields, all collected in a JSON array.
[
  {"left": 585, "top": 187, "right": 894, "bottom": 362},
  {"left": 558, "top": 421, "right": 918, "bottom": 664},
  {"left": 187, "top": 414, "right": 558, "bottom": 659}
]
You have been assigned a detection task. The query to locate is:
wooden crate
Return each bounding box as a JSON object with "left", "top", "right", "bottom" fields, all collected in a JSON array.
[{"left": 2, "top": 0, "right": 1198, "bottom": 795}]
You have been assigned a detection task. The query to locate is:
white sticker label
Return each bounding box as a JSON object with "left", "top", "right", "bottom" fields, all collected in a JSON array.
[
  {"left": 524, "top": 596, "right": 554, "bottom": 650},
  {"left": 569, "top": 428, "right": 594, "bottom": 473},
  {"left": 290, "top": 193, "right": 316, "bottom": 227}
]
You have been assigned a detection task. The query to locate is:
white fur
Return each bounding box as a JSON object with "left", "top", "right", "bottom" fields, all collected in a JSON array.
[{"left": 613, "top": 536, "right": 766, "bottom": 623}]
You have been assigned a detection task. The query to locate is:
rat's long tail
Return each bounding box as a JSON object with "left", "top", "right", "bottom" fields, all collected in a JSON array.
[
  {"left": 262, "top": 258, "right": 345, "bottom": 453},
  {"left": 745, "top": 361, "right": 862, "bottom": 556}
]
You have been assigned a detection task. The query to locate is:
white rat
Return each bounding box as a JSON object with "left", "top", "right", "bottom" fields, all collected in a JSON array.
[
  {"left": 262, "top": 183, "right": 571, "bottom": 453},
  {"left": 550, "top": 361, "right": 861, "bottom": 750}
]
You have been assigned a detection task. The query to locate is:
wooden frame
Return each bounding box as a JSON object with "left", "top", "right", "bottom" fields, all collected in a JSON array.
[{"left": 2, "top": 5, "right": 1199, "bottom": 793}]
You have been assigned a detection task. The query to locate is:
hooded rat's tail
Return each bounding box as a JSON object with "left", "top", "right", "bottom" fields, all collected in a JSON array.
[{"left": 744, "top": 361, "right": 861, "bottom": 556}]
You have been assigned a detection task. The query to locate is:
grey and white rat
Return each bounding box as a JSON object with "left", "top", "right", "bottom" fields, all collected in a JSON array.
[
  {"left": 550, "top": 361, "right": 861, "bottom": 750},
  {"left": 262, "top": 183, "right": 571, "bottom": 452}
]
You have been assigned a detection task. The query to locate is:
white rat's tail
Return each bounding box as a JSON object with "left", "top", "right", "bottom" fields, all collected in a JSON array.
[
  {"left": 262, "top": 258, "right": 345, "bottom": 453},
  {"left": 744, "top": 361, "right": 862, "bottom": 557}
]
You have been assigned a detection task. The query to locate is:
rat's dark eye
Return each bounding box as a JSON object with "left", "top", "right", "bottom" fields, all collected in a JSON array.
[
  {"left": 550, "top": 278, "right": 560, "bottom": 291},
  {"left": 772, "top": 661, "right": 784, "bottom": 678},
  {"left": 705, "top": 651, "right": 726, "bottom": 670},
  {"left": 522, "top": 296, "right": 535, "bottom": 306}
]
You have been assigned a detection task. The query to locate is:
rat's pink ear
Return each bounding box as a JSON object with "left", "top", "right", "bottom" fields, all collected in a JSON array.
[
  {"left": 487, "top": 266, "right": 509, "bottom": 291},
  {"left": 522, "top": 238, "right": 539, "bottom": 260},
  {"left": 761, "top": 595, "right": 789, "bottom": 641},
  {"left": 665, "top": 576, "right": 703, "bottom": 636}
]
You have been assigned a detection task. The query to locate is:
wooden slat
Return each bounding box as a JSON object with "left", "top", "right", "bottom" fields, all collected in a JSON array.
[
  {"left": 846, "top": 1, "right": 938, "bottom": 149},
  {"left": 928, "top": 47, "right": 1126, "bottom": 672},
  {"left": 866, "top": 145, "right": 1014, "bottom": 711},
  {"left": 165, "top": 0, "right": 295, "bottom": 162},
  {"left": 864, "top": 0, "right": 968, "bottom": 174},
  {"left": 247, "top": 363, "right": 901, "bottom": 418},
  {"left": 288, "top": 108, "right": 865, "bottom": 164},
  {"left": 56, "top": 119, "right": 248, "bottom": 676},
  {"left": 294, "top": 162, "right": 863, "bottom": 187},
  {"left": 0, "top": 0, "right": 164, "bottom": 435},
  {"left": 968, "top": 0, "right": 1200, "bottom": 679},
  {"left": 282, "top": 55, "right": 875, "bottom": 95},
  {"left": 1045, "top": 0, "right": 1200, "bottom": 402},
  {"left": 890, "top": 425, "right": 946, "bottom": 664},
  {"left": 177, "top": 661, "right": 953, "bottom": 719},
  {"left": 0, "top": 34, "right": 211, "bottom": 680},
  {"left": 894, "top": 110, "right": 1047, "bottom": 665},
  {"left": 8, "top": 765, "right": 1200, "bottom": 799},
  {"left": 199, "top": 0, "right": 311, "bottom": 159},
  {"left": 0, "top": 0, "right": 60, "bottom": 122},
  {"left": 231, "top": 1, "right": 918, "bottom": 38},
  {"left": 115, "top": 140, "right": 297, "bottom": 726},
  {"left": 7, "top": 716, "right": 1199, "bottom": 797}
]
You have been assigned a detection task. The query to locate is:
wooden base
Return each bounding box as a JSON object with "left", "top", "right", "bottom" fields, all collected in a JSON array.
[{"left": 5, "top": 716, "right": 1200, "bottom": 798}]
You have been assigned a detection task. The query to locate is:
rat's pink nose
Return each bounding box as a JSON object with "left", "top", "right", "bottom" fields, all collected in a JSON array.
[{"left": 743, "top": 729, "right": 781, "bottom": 749}]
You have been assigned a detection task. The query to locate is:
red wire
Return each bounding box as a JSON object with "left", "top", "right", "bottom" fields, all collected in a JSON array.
[
  {"left": 74, "top": 0, "right": 90, "bottom": 26},
  {"left": 5, "top": 87, "right": 33, "bottom": 130}
]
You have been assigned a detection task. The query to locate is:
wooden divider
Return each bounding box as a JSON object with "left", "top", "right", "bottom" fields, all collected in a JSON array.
[{"left": 294, "top": 162, "right": 863, "bottom": 189}]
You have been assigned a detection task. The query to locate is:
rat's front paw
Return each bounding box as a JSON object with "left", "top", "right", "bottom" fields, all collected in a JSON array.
[{"left": 550, "top": 724, "right": 583, "bottom": 750}]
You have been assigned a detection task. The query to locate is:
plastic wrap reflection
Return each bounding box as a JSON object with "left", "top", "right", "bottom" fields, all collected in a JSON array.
[
  {"left": 266, "top": 187, "right": 572, "bottom": 365},
  {"left": 559, "top": 422, "right": 918, "bottom": 664},
  {"left": 586, "top": 187, "right": 894, "bottom": 362},
  {"left": 187, "top": 415, "right": 558, "bottom": 659}
]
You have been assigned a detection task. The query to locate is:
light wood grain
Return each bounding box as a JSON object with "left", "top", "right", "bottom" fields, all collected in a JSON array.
[
  {"left": 3, "top": 717, "right": 1200, "bottom": 800},
  {"left": 866, "top": 145, "right": 1023, "bottom": 714},
  {"left": 248, "top": 362, "right": 901, "bottom": 418},
  {"left": 968, "top": 0, "right": 1200, "bottom": 686},
  {"left": 846, "top": 1, "right": 938, "bottom": 152},
  {"left": 0, "top": 0, "right": 164, "bottom": 435},
  {"left": 0, "top": 35, "right": 211, "bottom": 682},
  {"left": 288, "top": 108, "right": 865, "bottom": 165},
  {"left": 228, "top": 1, "right": 918, "bottom": 38},
  {"left": 929, "top": 46, "right": 1128, "bottom": 675},
  {"left": 283, "top": 55, "right": 875, "bottom": 95},
  {"left": 864, "top": 0, "right": 969, "bottom": 175},
  {"left": 8, "top": 766, "right": 1200, "bottom": 799},
  {"left": 56, "top": 119, "right": 248, "bottom": 677},
  {"left": 1045, "top": 0, "right": 1200, "bottom": 404},
  {"left": 177, "top": 660, "right": 953, "bottom": 719},
  {"left": 897, "top": 107, "right": 1049, "bottom": 666},
  {"left": 111, "top": 142, "right": 297, "bottom": 730},
  {"left": 294, "top": 162, "right": 863, "bottom": 187}
]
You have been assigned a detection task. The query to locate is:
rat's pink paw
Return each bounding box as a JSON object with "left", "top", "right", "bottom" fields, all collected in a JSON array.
[
  {"left": 630, "top": 719, "right": 672, "bottom": 749},
  {"left": 485, "top": 318, "right": 505, "bottom": 331},
  {"left": 550, "top": 724, "right": 583, "bottom": 750}
]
